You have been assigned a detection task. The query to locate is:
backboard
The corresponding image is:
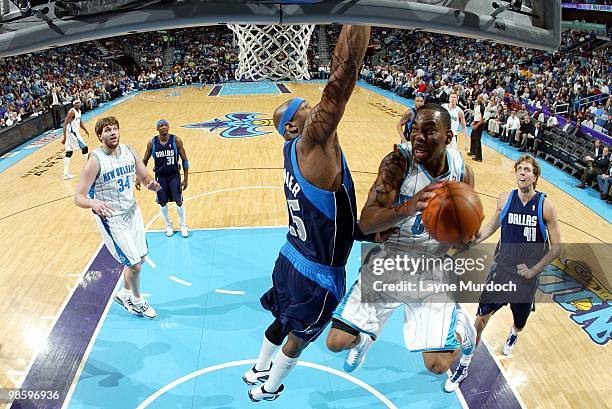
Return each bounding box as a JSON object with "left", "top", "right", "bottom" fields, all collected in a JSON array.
[{"left": 0, "top": 0, "right": 561, "bottom": 57}]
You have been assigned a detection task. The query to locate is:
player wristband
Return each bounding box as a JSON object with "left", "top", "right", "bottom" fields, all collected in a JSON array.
[{"left": 182, "top": 160, "right": 189, "bottom": 170}]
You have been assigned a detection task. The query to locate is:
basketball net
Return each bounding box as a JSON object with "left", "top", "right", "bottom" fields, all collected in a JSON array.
[{"left": 227, "top": 24, "right": 315, "bottom": 81}]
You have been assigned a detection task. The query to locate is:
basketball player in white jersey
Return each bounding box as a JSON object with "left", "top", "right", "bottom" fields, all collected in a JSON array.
[
  {"left": 61, "top": 99, "right": 90, "bottom": 180},
  {"left": 442, "top": 93, "right": 467, "bottom": 151},
  {"left": 327, "top": 103, "right": 477, "bottom": 383},
  {"left": 74, "top": 116, "right": 161, "bottom": 319}
]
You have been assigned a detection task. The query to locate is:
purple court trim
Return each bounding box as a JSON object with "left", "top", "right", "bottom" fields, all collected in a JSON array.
[
  {"left": 208, "top": 85, "right": 223, "bottom": 96},
  {"left": 11, "top": 244, "right": 521, "bottom": 408},
  {"left": 458, "top": 343, "right": 522, "bottom": 409},
  {"left": 276, "top": 83, "right": 292, "bottom": 94},
  {"left": 11, "top": 246, "right": 122, "bottom": 409}
]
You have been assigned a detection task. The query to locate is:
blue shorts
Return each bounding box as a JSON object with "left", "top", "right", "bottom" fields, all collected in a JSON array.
[
  {"left": 155, "top": 172, "right": 182, "bottom": 206},
  {"left": 260, "top": 254, "right": 340, "bottom": 343}
]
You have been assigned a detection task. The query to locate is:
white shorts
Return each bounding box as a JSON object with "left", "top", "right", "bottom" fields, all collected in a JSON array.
[
  {"left": 95, "top": 205, "right": 147, "bottom": 266},
  {"left": 65, "top": 130, "right": 87, "bottom": 152},
  {"left": 334, "top": 274, "right": 460, "bottom": 352}
]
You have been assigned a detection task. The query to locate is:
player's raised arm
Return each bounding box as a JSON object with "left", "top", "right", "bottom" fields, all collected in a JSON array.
[{"left": 301, "top": 25, "right": 370, "bottom": 147}]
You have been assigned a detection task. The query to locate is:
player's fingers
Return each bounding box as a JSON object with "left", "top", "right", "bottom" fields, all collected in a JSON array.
[{"left": 424, "top": 182, "right": 444, "bottom": 192}]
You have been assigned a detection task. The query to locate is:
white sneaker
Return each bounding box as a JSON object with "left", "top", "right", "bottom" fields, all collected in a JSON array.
[
  {"left": 180, "top": 224, "right": 189, "bottom": 238},
  {"left": 63, "top": 174, "right": 76, "bottom": 180},
  {"left": 456, "top": 309, "right": 476, "bottom": 356},
  {"left": 113, "top": 291, "right": 133, "bottom": 313},
  {"left": 343, "top": 334, "right": 374, "bottom": 373},
  {"left": 248, "top": 384, "right": 284, "bottom": 402},
  {"left": 503, "top": 327, "right": 518, "bottom": 356},
  {"left": 165, "top": 225, "right": 173, "bottom": 237},
  {"left": 444, "top": 364, "right": 468, "bottom": 392},
  {"left": 129, "top": 299, "right": 157, "bottom": 319},
  {"left": 242, "top": 364, "right": 272, "bottom": 385}
]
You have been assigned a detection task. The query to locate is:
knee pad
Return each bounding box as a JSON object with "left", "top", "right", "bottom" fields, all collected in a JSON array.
[
  {"left": 81, "top": 146, "right": 89, "bottom": 155},
  {"left": 265, "top": 319, "right": 289, "bottom": 346},
  {"left": 65, "top": 151, "right": 73, "bottom": 158}
]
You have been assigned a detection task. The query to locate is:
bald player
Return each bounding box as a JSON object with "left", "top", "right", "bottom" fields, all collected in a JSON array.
[{"left": 243, "top": 25, "right": 372, "bottom": 402}]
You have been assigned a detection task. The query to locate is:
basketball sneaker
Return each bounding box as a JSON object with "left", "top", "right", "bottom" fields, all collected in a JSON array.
[
  {"left": 129, "top": 298, "right": 157, "bottom": 319},
  {"left": 248, "top": 384, "right": 284, "bottom": 402},
  {"left": 113, "top": 289, "right": 133, "bottom": 313},
  {"left": 343, "top": 333, "right": 374, "bottom": 373},
  {"left": 165, "top": 224, "right": 173, "bottom": 237},
  {"left": 242, "top": 364, "right": 272, "bottom": 386},
  {"left": 444, "top": 364, "right": 468, "bottom": 392},
  {"left": 180, "top": 224, "right": 189, "bottom": 238},
  {"left": 456, "top": 309, "right": 476, "bottom": 356},
  {"left": 503, "top": 327, "right": 518, "bottom": 356}
]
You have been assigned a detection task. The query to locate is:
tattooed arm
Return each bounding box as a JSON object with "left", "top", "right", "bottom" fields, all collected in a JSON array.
[
  {"left": 359, "top": 148, "right": 442, "bottom": 235},
  {"left": 301, "top": 25, "right": 371, "bottom": 150}
]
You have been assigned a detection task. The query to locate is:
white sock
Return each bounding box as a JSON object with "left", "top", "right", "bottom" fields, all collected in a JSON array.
[
  {"left": 177, "top": 205, "right": 186, "bottom": 226},
  {"left": 263, "top": 350, "right": 297, "bottom": 393},
  {"left": 460, "top": 353, "right": 473, "bottom": 367},
  {"left": 117, "top": 287, "right": 131, "bottom": 298},
  {"left": 63, "top": 156, "right": 70, "bottom": 175},
  {"left": 160, "top": 206, "right": 171, "bottom": 226},
  {"left": 255, "top": 335, "right": 279, "bottom": 371}
]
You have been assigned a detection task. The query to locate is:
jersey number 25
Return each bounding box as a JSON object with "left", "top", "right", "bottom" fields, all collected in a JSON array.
[{"left": 287, "top": 199, "right": 307, "bottom": 241}]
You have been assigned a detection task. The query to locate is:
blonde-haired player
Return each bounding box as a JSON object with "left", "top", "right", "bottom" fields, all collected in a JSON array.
[
  {"left": 61, "top": 99, "right": 89, "bottom": 180},
  {"left": 75, "top": 116, "right": 160, "bottom": 319},
  {"left": 442, "top": 92, "right": 467, "bottom": 151}
]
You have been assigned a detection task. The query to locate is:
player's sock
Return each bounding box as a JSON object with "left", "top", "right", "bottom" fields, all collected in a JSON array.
[
  {"left": 460, "top": 352, "right": 473, "bottom": 366},
  {"left": 177, "top": 205, "right": 186, "bottom": 226},
  {"left": 117, "top": 287, "right": 131, "bottom": 299},
  {"left": 160, "top": 206, "right": 171, "bottom": 226},
  {"left": 255, "top": 335, "right": 279, "bottom": 371},
  {"left": 263, "top": 350, "right": 297, "bottom": 393},
  {"left": 63, "top": 156, "right": 70, "bottom": 176}
]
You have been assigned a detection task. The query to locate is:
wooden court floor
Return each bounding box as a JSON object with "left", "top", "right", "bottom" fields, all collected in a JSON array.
[{"left": 0, "top": 83, "right": 610, "bottom": 408}]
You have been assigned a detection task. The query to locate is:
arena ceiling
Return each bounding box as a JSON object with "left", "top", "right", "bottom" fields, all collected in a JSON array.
[{"left": 0, "top": 0, "right": 561, "bottom": 57}]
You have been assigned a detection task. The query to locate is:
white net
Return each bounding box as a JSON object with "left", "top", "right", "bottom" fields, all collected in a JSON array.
[{"left": 227, "top": 24, "right": 315, "bottom": 82}]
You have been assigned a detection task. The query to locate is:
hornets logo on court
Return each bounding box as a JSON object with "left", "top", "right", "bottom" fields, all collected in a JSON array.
[
  {"left": 539, "top": 258, "right": 611, "bottom": 345},
  {"left": 182, "top": 112, "right": 273, "bottom": 138}
]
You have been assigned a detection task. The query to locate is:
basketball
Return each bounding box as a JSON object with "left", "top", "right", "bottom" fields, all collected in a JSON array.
[{"left": 421, "top": 182, "right": 484, "bottom": 244}]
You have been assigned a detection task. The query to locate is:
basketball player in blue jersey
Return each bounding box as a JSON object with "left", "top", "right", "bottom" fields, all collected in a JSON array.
[
  {"left": 327, "top": 103, "right": 478, "bottom": 385},
  {"left": 244, "top": 25, "right": 372, "bottom": 402},
  {"left": 75, "top": 116, "right": 161, "bottom": 319},
  {"left": 445, "top": 155, "right": 561, "bottom": 392},
  {"left": 137, "top": 120, "right": 190, "bottom": 238},
  {"left": 396, "top": 95, "right": 424, "bottom": 143}
]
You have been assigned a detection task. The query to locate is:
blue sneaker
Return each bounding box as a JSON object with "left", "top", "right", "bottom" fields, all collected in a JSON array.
[
  {"left": 444, "top": 364, "right": 468, "bottom": 392},
  {"left": 343, "top": 334, "right": 374, "bottom": 373},
  {"left": 503, "top": 327, "right": 518, "bottom": 356}
]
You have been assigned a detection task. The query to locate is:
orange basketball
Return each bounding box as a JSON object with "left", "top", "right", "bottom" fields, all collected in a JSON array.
[{"left": 421, "top": 182, "right": 484, "bottom": 244}]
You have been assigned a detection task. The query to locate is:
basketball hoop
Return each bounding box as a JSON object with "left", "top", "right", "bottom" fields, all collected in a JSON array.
[{"left": 227, "top": 24, "right": 315, "bottom": 81}]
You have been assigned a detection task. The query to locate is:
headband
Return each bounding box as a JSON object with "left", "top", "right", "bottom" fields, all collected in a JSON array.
[
  {"left": 277, "top": 98, "right": 305, "bottom": 136},
  {"left": 157, "top": 119, "right": 168, "bottom": 128}
]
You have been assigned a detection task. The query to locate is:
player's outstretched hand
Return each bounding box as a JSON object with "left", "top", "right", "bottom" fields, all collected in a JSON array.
[
  {"left": 181, "top": 179, "right": 188, "bottom": 191},
  {"left": 146, "top": 179, "right": 161, "bottom": 192},
  {"left": 395, "top": 182, "right": 444, "bottom": 217},
  {"left": 374, "top": 227, "right": 399, "bottom": 243},
  {"left": 92, "top": 200, "right": 114, "bottom": 218},
  {"left": 517, "top": 264, "right": 537, "bottom": 279},
  {"left": 135, "top": 180, "right": 141, "bottom": 191}
]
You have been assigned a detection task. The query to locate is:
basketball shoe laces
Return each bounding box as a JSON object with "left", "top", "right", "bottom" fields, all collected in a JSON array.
[{"left": 451, "top": 364, "right": 466, "bottom": 382}]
